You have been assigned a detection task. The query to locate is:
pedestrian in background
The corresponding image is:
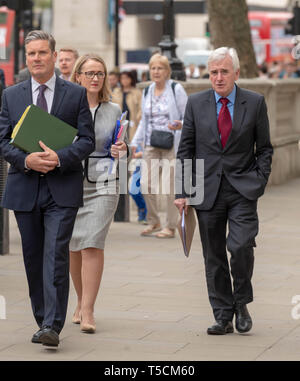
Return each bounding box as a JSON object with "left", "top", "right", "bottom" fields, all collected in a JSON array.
[
  {"left": 108, "top": 69, "right": 120, "bottom": 93},
  {"left": 112, "top": 70, "right": 142, "bottom": 141},
  {"left": 268, "top": 61, "right": 281, "bottom": 79},
  {"left": 131, "top": 53, "right": 188, "bottom": 239},
  {"left": 278, "top": 58, "right": 300, "bottom": 79},
  {"left": 58, "top": 47, "right": 79, "bottom": 81},
  {"left": 129, "top": 143, "right": 147, "bottom": 224},
  {"left": 175, "top": 47, "right": 273, "bottom": 335},
  {"left": 185, "top": 63, "right": 200, "bottom": 79},
  {"left": 70, "top": 54, "right": 128, "bottom": 333},
  {"left": 0, "top": 30, "right": 95, "bottom": 347}
]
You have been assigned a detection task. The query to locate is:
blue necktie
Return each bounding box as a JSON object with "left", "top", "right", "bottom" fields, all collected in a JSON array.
[{"left": 37, "top": 84, "right": 48, "bottom": 112}]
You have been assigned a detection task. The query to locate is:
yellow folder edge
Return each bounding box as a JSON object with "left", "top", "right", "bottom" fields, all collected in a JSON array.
[{"left": 11, "top": 105, "right": 31, "bottom": 139}]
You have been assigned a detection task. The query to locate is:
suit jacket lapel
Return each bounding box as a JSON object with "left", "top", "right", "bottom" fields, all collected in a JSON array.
[
  {"left": 21, "top": 79, "right": 33, "bottom": 107},
  {"left": 50, "top": 76, "right": 67, "bottom": 116},
  {"left": 224, "top": 85, "right": 247, "bottom": 151},
  {"left": 206, "top": 90, "right": 222, "bottom": 148}
]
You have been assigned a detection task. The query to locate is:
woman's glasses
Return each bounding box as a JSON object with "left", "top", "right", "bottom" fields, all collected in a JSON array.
[{"left": 80, "top": 71, "right": 106, "bottom": 79}]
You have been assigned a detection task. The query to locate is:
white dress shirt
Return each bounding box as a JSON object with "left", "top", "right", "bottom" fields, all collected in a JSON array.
[{"left": 31, "top": 73, "right": 56, "bottom": 113}]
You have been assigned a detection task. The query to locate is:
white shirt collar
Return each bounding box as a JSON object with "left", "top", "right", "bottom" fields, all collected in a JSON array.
[{"left": 32, "top": 73, "right": 56, "bottom": 93}]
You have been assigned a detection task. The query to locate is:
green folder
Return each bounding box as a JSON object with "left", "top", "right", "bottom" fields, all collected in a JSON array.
[{"left": 10, "top": 104, "right": 78, "bottom": 153}]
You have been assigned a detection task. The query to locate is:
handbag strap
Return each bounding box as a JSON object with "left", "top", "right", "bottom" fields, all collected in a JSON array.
[{"left": 84, "top": 103, "right": 104, "bottom": 182}]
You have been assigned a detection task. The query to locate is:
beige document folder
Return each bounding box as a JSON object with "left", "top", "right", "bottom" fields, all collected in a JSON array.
[{"left": 177, "top": 207, "right": 196, "bottom": 257}]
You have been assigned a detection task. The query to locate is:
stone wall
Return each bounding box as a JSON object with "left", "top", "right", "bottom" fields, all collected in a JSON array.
[
  {"left": 52, "top": 0, "right": 116, "bottom": 66},
  {"left": 138, "top": 79, "right": 300, "bottom": 186}
]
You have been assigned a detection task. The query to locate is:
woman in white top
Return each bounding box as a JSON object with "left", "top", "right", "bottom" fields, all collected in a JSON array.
[
  {"left": 131, "top": 53, "right": 188, "bottom": 238},
  {"left": 69, "top": 54, "right": 127, "bottom": 333}
]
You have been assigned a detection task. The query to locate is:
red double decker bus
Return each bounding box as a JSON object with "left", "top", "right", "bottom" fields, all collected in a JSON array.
[
  {"left": 0, "top": 6, "right": 16, "bottom": 86},
  {"left": 248, "top": 11, "right": 294, "bottom": 64}
]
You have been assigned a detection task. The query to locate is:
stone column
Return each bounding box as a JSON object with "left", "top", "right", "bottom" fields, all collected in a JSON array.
[{"left": 52, "top": 0, "right": 115, "bottom": 68}]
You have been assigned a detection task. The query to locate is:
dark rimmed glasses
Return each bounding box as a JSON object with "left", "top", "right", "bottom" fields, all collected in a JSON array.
[{"left": 80, "top": 71, "right": 106, "bottom": 79}]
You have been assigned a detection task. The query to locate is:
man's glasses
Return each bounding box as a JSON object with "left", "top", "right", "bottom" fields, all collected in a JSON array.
[{"left": 80, "top": 71, "right": 106, "bottom": 79}]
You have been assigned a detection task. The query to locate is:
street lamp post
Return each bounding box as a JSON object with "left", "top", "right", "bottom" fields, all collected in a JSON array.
[{"left": 158, "top": 0, "right": 186, "bottom": 81}]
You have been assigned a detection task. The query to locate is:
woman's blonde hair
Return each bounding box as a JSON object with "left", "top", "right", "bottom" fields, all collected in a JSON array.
[
  {"left": 70, "top": 53, "right": 111, "bottom": 103},
  {"left": 149, "top": 53, "right": 171, "bottom": 79}
]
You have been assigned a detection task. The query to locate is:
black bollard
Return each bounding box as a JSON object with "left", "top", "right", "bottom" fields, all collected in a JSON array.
[
  {"left": 114, "top": 152, "right": 130, "bottom": 222},
  {"left": 114, "top": 194, "right": 130, "bottom": 222}
]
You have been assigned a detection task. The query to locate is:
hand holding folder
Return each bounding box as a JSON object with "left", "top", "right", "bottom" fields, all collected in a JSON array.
[
  {"left": 10, "top": 105, "right": 78, "bottom": 153},
  {"left": 177, "top": 206, "right": 196, "bottom": 257},
  {"left": 109, "top": 111, "right": 129, "bottom": 174},
  {"left": 112, "top": 111, "right": 128, "bottom": 144}
]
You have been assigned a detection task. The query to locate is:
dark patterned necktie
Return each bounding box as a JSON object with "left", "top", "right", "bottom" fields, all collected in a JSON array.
[
  {"left": 37, "top": 84, "right": 48, "bottom": 112},
  {"left": 217, "top": 98, "right": 232, "bottom": 148}
]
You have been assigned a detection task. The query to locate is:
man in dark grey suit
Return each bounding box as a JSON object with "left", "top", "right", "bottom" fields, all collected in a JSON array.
[
  {"left": 0, "top": 31, "right": 95, "bottom": 347},
  {"left": 175, "top": 47, "right": 273, "bottom": 335}
]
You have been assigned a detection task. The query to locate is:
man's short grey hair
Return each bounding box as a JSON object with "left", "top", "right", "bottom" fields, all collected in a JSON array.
[
  {"left": 25, "top": 30, "right": 56, "bottom": 52},
  {"left": 208, "top": 47, "right": 240, "bottom": 71}
]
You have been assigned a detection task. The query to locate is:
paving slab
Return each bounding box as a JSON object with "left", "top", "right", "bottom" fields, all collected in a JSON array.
[{"left": 0, "top": 178, "right": 300, "bottom": 362}]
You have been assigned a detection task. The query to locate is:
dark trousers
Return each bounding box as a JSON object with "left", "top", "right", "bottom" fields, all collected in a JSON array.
[
  {"left": 196, "top": 176, "right": 258, "bottom": 321},
  {"left": 14, "top": 177, "right": 78, "bottom": 334}
]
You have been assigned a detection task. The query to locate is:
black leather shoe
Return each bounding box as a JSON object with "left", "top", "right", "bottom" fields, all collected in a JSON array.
[
  {"left": 31, "top": 328, "right": 43, "bottom": 344},
  {"left": 207, "top": 320, "right": 234, "bottom": 335},
  {"left": 235, "top": 304, "right": 252, "bottom": 333},
  {"left": 39, "top": 327, "right": 59, "bottom": 347}
]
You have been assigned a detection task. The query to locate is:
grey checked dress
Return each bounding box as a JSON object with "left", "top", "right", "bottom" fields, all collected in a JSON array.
[{"left": 70, "top": 102, "right": 122, "bottom": 251}]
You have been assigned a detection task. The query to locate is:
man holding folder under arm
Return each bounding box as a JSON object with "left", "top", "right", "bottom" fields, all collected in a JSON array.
[{"left": 175, "top": 47, "right": 273, "bottom": 335}]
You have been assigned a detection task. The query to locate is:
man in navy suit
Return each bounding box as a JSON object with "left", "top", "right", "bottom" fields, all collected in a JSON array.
[
  {"left": 0, "top": 31, "right": 95, "bottom": 347},
  {"left": 175, "top": 47, "right": 273, "bottom": 336}
]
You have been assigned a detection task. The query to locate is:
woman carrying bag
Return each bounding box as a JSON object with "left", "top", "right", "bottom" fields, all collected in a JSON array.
[{"left": 131, "top": 53, "right": 188, "bottom": 238}]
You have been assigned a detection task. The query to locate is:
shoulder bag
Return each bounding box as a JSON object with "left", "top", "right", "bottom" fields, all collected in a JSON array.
[{"left": 146, "top": 82, "right": 177, "bottom": 150}]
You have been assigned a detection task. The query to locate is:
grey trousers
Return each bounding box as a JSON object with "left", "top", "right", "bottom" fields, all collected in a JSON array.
[{"left": 141, "top": 146, "right": 179, "bottom": 229}]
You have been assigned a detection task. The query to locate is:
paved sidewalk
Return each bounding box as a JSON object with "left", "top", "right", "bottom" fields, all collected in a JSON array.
[{"left": 0, "top": 178, "right": 300, "bottom": 361}]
